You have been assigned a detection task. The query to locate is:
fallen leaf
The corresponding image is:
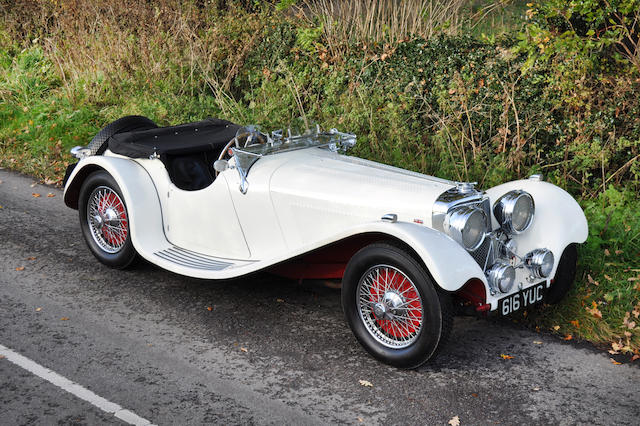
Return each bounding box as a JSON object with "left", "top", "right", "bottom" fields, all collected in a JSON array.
[
  {"left": 564, "top": 334, "right": 573, "bottom": 341},
  {"left": 30, "top": 182, "right": 37, "bottom": 188},
  {"left": 0, "top": 355, "right": 4, "bottom": 359},
  {"left": 587, "top": 274, "right": 599, "bottom": 286},
  {"left": 32, "top": 193, "right": 41, "bottom": 198},
  {"left": 627, "top": 321, "right": 636, "bottom": 329},
  {"left": 27, "top": 257, "right": 36, "bottom": 261},
  {"left": 240, "top": 347, "right": 248, "bottom": 353},
  {"left": 628, "top": 277, "right": 638, "bottom": 281},
  {"left": 276, "top": 298, "right": 284, "bottom": 303},
  {"left": 448, "top": 415, "right": 460, "bottom": 426},
  {"left": 0, "top": 206, "right": 3, "bottom": 209},
  {"left": 632, "top": 355, "right": 640, "bottom": 362},
  {"left": 610, "top": 358, "right": 621, "bottom": 365},
  {"left": 500, "top": 354, "right": 514, "bottom": 360},
  {"left": 615, "top": 250, "right": 623, "bottom": 255},
  {"left": 604, "top": 274, "right": 612, "bottom": 281},
  {"left": 471, "top": 393, "right": 478, "bottom": 397},
  {"left": 570, "top": 320, "right": 580, "bottom": 327},
  {"left": 15, "top": 266, "right": 24, "bottom": 271},
  {"left": 553, "top": 325, "right": 560, "bottom": 331},
  {"left": 206, "top": 306, "right": 213, "bottom": 311},
  {"left": 46, "top": 193, "right": 55, "bottom": 198},
  {"left": 359, "top": 379, "right": 373, "bottom": 387},
  {"left": 586, "top": 304, "right": 602, "bottom": 319},
  {"left": 35, "top": 307, "right": 42, "bottom": 312},
  {"left": 357, "top": 417, "right": 364, "bottom": 423},
  {"left": 60, "top": 317, "right": 69, "bottom": 321},
  {"left": 533, "top": 340, "right": 543, "bottom": 345},
  {"left": 604, "top": 249, "right": 610, "bottom": 256},
  {"left": 532, "top": 387, "right": 540, "bottom": 391}
]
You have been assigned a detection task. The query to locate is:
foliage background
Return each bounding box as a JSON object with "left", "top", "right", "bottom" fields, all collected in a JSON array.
[{"left": 0, "top": 0, "right": 638, "bottom": 358}]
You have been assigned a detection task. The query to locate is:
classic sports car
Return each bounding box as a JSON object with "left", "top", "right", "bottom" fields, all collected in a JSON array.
[{"left": 63, "top": 116, "right": 588, "bottom": 368}]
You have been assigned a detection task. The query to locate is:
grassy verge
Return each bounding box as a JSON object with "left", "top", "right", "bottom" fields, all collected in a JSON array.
[{"left": 1, "top": 0, "right": 638, "bottom": 359}]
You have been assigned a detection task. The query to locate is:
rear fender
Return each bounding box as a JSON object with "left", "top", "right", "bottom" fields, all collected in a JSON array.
[{"left": 63, "top": 156, "right": 166, "bottom": 255}]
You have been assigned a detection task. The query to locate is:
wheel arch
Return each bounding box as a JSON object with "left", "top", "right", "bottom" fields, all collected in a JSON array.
[
  {"left": 64, "top": 163, "right": 104, "bottom": 209},
  {"left": 63, "top": 156, "right": 166, "bottom": 257},
  {"left": 270, "top": 222, "right": 487, "bottom": 293}
]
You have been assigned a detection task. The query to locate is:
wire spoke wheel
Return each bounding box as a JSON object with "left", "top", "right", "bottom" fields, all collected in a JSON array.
[
  {"left": 86, "top": 186, "right": 129, "bottom": 254},
  {"left": 356, "top": 264, "right": 424, "bottom": 349}
]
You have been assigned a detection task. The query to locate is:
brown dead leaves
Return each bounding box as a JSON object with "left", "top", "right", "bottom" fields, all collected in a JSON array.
[
  {"left": 359, "top": 379, "right": 373, "bottom": 387},
  {"left": 586, "top": 301, "right": 603, "bottom": 319},
  {"left": 623, "top": 312, "right": 636, "bottom": 330},
  {"left": 500, "top": 354, "right": 514, "bottom": 360},
  {"left": 448, "top": 415, "right": 460, "bottom": 426},
  {"left": 31, "top": 193, "right": 41, "bottom": 198}
]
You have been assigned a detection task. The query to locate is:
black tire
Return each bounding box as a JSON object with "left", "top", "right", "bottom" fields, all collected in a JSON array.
[
  {"left": 78, "top": 171, "right": 137, "bottom": 269},
  {"left": 341, "top": 242, "right": 453, "bottom": 369},
  {"left": 545, "top": 244, "right": 578, "bottom": 304},
  {"left": 88, "top": 115, "right": 157, "bottom": 155}
]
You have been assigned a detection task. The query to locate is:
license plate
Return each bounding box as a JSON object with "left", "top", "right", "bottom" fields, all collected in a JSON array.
[{"left": 499, "top": 283, "right": 546, "bottom": 316}]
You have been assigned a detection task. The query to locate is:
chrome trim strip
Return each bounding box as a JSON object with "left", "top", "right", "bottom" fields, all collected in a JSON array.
[{"left": 154, "top": 247, "right": 233, "bottom": 270}]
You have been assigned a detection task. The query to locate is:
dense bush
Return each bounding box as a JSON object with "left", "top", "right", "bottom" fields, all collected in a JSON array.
[{"left": 0, "top": 0, "right": 638, "bottom": 355}]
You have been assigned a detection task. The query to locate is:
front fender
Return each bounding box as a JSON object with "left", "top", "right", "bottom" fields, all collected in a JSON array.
[
  {"left": 63, "top": 156, "right": 166, "bottom": 255},
  {"left": 485, "top": 179, "right": 588, "bottom": 277},
  {"left": 348, "top": 221, "right": 487, "bottom": 292}
]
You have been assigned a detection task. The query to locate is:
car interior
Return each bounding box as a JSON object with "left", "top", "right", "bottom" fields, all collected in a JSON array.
[{"left": 108, "top": 118, "right": 240, "bottom": 191}]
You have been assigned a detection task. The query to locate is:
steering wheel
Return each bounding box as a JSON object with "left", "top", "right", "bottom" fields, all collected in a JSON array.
[{"left": 216, "top": 131, "right": 267, "bottom": 176}]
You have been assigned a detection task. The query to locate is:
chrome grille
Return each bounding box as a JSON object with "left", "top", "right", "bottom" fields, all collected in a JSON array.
[{"left": 470, "top": 237, "right": 492, "bottom": 269}]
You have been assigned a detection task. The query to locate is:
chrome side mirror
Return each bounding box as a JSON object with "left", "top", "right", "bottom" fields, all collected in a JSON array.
[{"left": 213, "top": 160, "right": 229, "bottom": 173}]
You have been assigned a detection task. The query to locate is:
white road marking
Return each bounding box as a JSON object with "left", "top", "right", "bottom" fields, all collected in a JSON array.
[{"left": 0, "top": 343, "right": 154, "bottom": 426}]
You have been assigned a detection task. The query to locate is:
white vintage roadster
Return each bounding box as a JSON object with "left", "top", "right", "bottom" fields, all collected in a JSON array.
[{"left": 64, "top": 116, "right": 588, "bottom": 368}]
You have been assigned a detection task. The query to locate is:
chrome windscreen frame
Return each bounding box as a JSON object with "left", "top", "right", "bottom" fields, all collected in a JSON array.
[{"left": 230, "top": 127, "right": 356, "bottom": 194}]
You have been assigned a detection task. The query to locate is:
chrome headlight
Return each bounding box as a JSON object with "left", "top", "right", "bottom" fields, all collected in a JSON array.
[
  {"left": 493, "top": 190, "right": 535, "bottom": 234},
  {"left": 486, "top": 261, "right": 516, "bottom": 293},
  {"left": 524, "top": 248, "right": 554, "bottom": 278},
  {"left": 443, "top": 206, "right": 487, "bottom": 251}
]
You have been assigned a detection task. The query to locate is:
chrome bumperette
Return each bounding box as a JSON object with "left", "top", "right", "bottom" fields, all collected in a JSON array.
[{"left": 70, "top": 146, "right": 92, "bottom": 159}]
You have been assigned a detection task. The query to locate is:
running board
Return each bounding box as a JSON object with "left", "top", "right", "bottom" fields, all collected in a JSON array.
[{"left": 153, "top": 246, "right": 237, "bottom": 271}]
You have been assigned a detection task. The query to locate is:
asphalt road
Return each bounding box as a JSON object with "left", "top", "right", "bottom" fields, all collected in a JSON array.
[{"left": 1, "top": 168, "right": 638, "bottom": 425}]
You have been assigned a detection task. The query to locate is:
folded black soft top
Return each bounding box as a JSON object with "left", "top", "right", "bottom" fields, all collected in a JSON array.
[{"left": 108, "top": 118, "right": 240, "bottom": 158}]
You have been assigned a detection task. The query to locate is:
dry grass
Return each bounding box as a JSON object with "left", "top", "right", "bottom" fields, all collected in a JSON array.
[
  {"left": 1, "top": 0, "right": 257, "bottom": 117},
  {"left": 302, "top": 0, "right": 467, "bottom": 55}
]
